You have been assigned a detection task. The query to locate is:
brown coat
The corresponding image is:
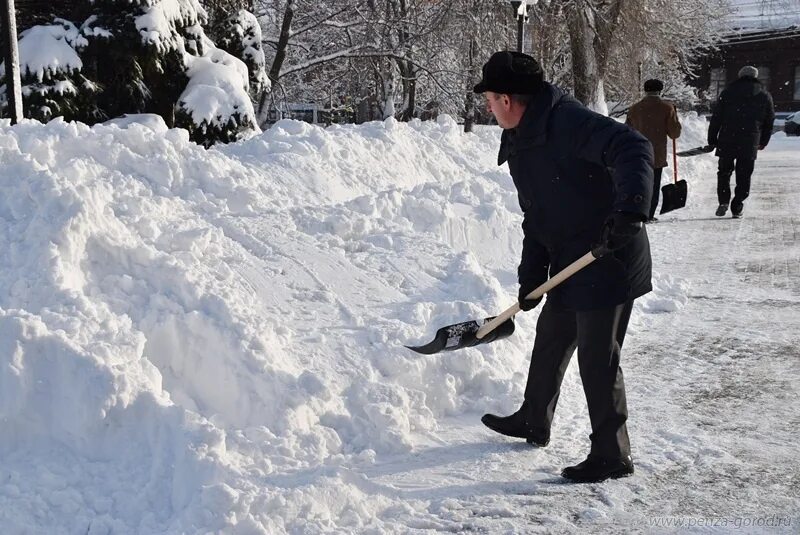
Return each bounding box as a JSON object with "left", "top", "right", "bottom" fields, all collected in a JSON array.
[{"left": 626, "top": 96, "right": 681, "bottom": 168}]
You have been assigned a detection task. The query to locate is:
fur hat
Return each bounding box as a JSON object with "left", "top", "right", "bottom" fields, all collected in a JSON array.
[
  {"left": 738, "top": 65, "right": 758, "bottom": 79},
  {"left": 473, "top": 51, "right": 544, "bottom": 95}
]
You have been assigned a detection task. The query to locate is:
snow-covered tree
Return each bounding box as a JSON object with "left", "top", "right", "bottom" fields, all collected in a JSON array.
[
  {"left": 175, "top": 46, "right": 258, "bottom": 146},
  {"left": 2, "top": 0, "right": 259, "bottom": 145},
  {"left": 254, "top": 0, "right": 506, "bottom": 124},
  {"left": 81, "top": 0, "right": 208, "bottom": 124},
  {"left": 606, "top": 0, "right": 730, "bottom": 112},
  {"left": 204, "top": 1, "right": 271, "bottom": 120},
  {"left": 211, "top": 9, "right": 270, "bottom": 101},
  {"left": 255, "top": 0, "right": 380, "bottom": 122},
  {"left": 1, "top": 19, "right": 101, "bottom": 122},
  {"left": 451, "top": 0, "right": 517, "bottom": 131},
  {"left": 3, "top": 0, "right": 742, "bottom": 130},
  {"left": 522, "top": 0, "right": 729, "bottom": 113}
]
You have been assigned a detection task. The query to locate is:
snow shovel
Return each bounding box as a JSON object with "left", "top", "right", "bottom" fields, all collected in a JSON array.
[
  {"left": 405, "top": 248, "right": 604, "bottom": 354},
  {"left": 660, "top": 139, "right": 687, "bottom": 215},
  {"left": 676, "top": 145, "right": 714, "bottom": 157}
]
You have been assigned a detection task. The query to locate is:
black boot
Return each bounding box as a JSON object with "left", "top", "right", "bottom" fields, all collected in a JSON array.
[
  {"left": 715, "top": 203, "right": 728, "bottom": 216},
  {"left": 561, "top": 455, "right": 634, "bottom": 483},
  {"left": 481, "top": 402, "right": 550, "bottom": 447}
]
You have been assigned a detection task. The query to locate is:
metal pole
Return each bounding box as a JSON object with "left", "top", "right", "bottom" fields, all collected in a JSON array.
[
  {"left": 638, "top": 62, "right": 643, "bottom": 95},
  {"left": 510, "top": 1, "right": 527, "bottom": 53},
  {"left": 0, "top": 0, "right": 22, "bottom": 124}
]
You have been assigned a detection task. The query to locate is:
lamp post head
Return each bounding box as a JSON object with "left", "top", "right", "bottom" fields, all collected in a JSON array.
[{"left": 509, "top": 1, "right": 528, "bottom": 20}]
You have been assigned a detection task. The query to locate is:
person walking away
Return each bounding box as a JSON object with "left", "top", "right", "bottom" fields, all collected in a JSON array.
[
  {"left": 626, "top": 79, "right": 682, "bottom": 222},
  {"left": 474, "top": 51, "right": 654, "bottom": 483},
  {"left": 708, "top": 66, "right": 775, "bottom": 218}
]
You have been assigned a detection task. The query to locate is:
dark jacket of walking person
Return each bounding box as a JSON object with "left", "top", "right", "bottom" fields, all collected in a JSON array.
[
  {"left": 474, "top": 50, "right": 653, "bottom": 483},
  {"left": 708, "top": 66, "right": 775, "bottom": 218},
  {"left": 626, "top": 79, "right": 682, "bottom": 221}
]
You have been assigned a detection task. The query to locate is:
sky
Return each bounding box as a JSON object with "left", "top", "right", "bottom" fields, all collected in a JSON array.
[{"left": 0, "top": 112, "right": 797, "bottom": 533}]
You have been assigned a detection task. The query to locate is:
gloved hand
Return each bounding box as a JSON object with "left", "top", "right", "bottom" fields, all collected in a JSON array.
[
  {"left": 598, "top": 211, "right": 644, "bottom": 252},
  {"left": 518, "top": 283, "right": 543, "bottom": 311}
]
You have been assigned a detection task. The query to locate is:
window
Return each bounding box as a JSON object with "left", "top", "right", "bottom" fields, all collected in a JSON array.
[
  {"left": 756, "top": 66, "right": 770, "bottom": 91},
  {"left": 794, "top": 66, "right": 800, "bottom": 100},
  {"left": 709, "top": 68, "right": 726, "bottom": 101}
]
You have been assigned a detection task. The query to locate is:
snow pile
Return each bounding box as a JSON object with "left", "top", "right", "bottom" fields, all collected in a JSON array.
[{"left": 0, "top": 113, "right": 710, "bottom": 532}]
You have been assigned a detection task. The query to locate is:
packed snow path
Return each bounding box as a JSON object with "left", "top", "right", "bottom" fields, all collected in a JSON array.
[{"left": 327, "top": 136, "right": 800, "bottom": 532}]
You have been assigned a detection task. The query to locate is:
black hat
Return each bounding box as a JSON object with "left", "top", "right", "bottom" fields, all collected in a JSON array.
[
  {"left": 473, "top": 51, "right": 544, "bottom": 95},
  {"left": 643, "top": 79, "right": 664, "bottom": 93}
]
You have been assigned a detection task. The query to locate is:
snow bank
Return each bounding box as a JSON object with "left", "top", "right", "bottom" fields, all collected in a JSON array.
[{"left": 0, "top": 112, "right": 709, "bottom": 532}]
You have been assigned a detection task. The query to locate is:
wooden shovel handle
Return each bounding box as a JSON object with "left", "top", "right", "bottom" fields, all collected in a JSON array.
[
  {"left": 476, "top": 250, "right": 599, "bottom": 339},
  {"left": 673, "top": 138, "right": 678, "bottom": 184}
]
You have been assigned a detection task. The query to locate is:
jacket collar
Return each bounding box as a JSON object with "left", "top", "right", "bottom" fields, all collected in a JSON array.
[
  {"left": 730, "top": 76, "right": 763, "bottom": 96},
  {"left": 498, "top": 83, "right": 568, "bottom": 165}
]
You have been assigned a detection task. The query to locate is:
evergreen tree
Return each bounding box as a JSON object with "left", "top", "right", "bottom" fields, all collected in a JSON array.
[
  {"left": 175, "top": 46, "right": 259, "bottom": 147},
  {"left": 3, "top": 19, "right": 101, "bottom": 122},
  {"left": 2, "top": 0, "right": 259, "bottom": 145},
  {"left": 81, "top": 0, "right": 202, "bottom": 125},
  {"left": 213, "top": 9, "right": 270, "bottom": 102}
]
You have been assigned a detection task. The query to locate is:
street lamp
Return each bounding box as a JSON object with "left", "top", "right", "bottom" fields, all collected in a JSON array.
[
  {"left": 509, "top": 1, "right": 548, "bottom": 54},
  {"left": 509, "top": 1, "right": 529, "bottom": 53}
]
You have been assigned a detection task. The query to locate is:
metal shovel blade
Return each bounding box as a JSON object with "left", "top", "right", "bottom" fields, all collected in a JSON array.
[
  {"left": 660, "top": 180, "right": 688, "bottom": 214},
  {"left": 405, "top": 250, "right": 601, "bottom": 355},
  {"left": 405, "top": 315, "right": 515, "bottom": 355},
  {"left": 676, "top": 145, "right": 714, "bottom": 157}
]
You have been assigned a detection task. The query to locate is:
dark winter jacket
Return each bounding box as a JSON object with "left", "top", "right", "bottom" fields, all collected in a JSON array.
[
  {"left": 499, "top": 83, "right": 653, "bottom": 311},
  {"left": 708, "top": 76, "right": 775, "bottom": 160}
]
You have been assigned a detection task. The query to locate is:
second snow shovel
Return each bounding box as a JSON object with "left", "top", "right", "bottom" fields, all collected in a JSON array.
[
  {"left": 406, "top": 248, "right": 604, "bottom": 354},
  {"left": 676, "top": 145, "right": 714, "bottom": 157},
  {"left": 660, "top": 138, "right": 687, "bottom": 215}
]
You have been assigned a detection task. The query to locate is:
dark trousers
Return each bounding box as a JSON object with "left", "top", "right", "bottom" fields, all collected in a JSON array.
[
  {"left": 523, "top": 299, "right": 633, "bottom": 459},
  {"left": 717, "top": 156, "right": 755, "bottom": 211},
  {"left": 649, "top": 167, "right": 664, "bottom": 219}
]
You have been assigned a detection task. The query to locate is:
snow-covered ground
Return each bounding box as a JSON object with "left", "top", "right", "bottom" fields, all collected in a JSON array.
[{"left": 0, "top": 113, "right": 797, "bottom": 533}]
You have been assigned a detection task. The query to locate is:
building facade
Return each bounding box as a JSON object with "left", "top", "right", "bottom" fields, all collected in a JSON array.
[{"left": 694, "top": 27, "right": 800, "bottom": 113}]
